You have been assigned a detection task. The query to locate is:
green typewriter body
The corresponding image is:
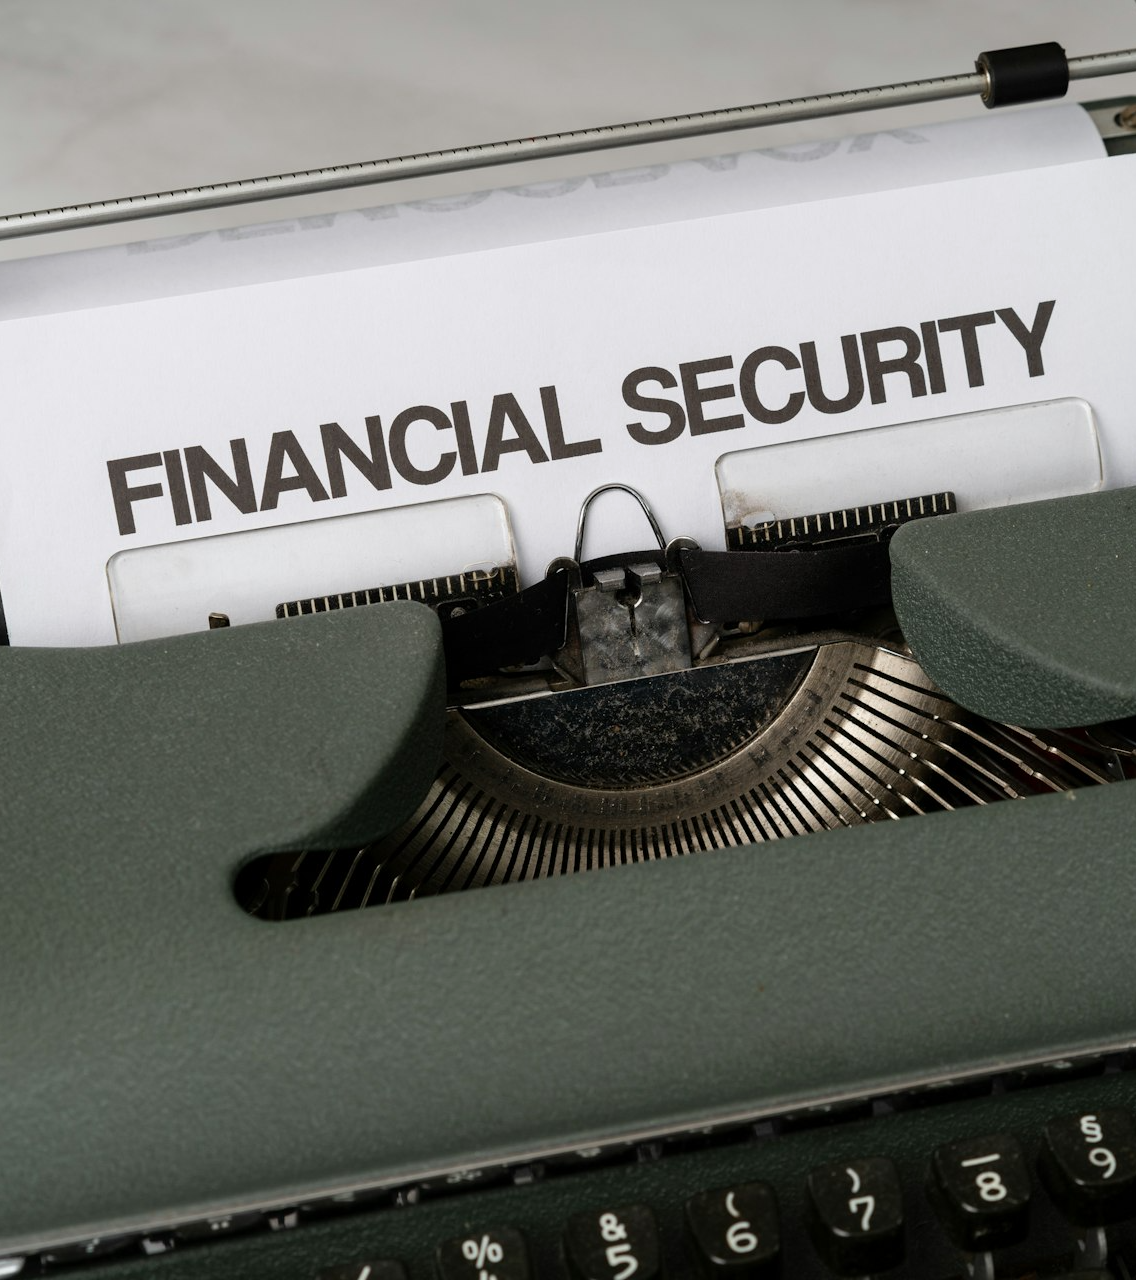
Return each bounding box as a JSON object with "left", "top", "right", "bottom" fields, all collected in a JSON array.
[{"left": 4, "top": 53, "right": 1136, "bottom": 1280}]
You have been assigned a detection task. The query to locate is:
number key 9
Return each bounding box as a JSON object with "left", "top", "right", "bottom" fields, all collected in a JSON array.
[{"left": 1040, "top": 1109, "right": 1136, "bottom": 1227}]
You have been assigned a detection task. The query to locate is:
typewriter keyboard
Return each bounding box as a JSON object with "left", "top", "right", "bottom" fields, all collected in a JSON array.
[{"left": 22, "top": 1059, "right": 1136, "bottom": 1280}]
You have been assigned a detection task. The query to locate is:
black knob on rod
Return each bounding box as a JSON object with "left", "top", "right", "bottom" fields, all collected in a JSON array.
[{"left": 976, "top": 41, "right": 1070, "bottom": 108}]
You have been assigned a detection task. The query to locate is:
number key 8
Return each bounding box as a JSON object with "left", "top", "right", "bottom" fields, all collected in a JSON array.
[{"left": 928, "top": 1133, "right": 1031, "bottom": 1253}]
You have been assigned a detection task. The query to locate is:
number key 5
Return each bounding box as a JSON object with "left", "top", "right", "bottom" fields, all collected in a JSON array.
[{"left": 565, "top": 1205, "right": 661, "bottom": 1280}]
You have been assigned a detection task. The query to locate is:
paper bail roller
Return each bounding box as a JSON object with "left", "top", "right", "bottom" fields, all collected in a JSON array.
[{"left": 977, "top": 43, "right": 1070, "bottom": 109}]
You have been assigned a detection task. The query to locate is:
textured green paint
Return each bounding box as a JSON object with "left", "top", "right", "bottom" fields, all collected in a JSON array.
[
  {"left": 75, "top": 1071, "right": 1136, "bottom": 1280},
  {"left": 891, "top": 487, "right": 1136, "bottom": 727},
  {"left": 1, "top": 591, "right": 1135, "bottom": 1255},
  {"left": 0, "top": 603, "right": 445, "bottom": 1251}
]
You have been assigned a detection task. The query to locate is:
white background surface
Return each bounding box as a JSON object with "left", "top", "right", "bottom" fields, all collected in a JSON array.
[{"left": 2, "top": 1, "right": 1136, "bottom": 256}]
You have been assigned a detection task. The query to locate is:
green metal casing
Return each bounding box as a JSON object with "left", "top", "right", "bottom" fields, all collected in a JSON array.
[
  {"left": 891, "top": 487, "right": 1136, "bottom": 726},
  {"left": 1, "top": 491, "right": 1135, "bottom": 1258}
]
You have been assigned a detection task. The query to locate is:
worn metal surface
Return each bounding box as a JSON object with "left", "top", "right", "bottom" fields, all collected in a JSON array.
[{"left": 251, "top": 640, "right": 1115, "bottom": 910}]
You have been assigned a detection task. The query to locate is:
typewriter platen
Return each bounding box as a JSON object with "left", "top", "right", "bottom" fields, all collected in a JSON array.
[{"left": 4, "top": 37, "right": 1136, "bottom": 1280}]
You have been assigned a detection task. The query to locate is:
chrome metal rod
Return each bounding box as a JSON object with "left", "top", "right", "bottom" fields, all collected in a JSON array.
[{"left": 2, "top": 47, "right": 1134, "bottom": 241}]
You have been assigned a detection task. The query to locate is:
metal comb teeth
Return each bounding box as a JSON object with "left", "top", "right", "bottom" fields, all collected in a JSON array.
[
  {"left": 238, "top": 640, "right": 1118, "bottom": 919},
  {"left": 727, "top": 492, "right": 957, "bottom": 551}
]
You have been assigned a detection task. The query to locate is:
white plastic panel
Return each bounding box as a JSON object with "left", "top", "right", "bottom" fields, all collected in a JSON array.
[
  {"left": 108, "top": 493, "right": 516, "bottom": 643},
  {"left": 715, "top": 398, "right": 1102, "bottom": 529}
]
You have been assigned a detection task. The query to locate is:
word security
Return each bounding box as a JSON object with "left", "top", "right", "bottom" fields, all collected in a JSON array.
[{"left": 106, "top": 300, "right": 1053, "bottom": 537}]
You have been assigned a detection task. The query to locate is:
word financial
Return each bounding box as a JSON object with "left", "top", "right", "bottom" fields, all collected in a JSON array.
[{"left": 107, "top": 301, "right": 1054, "bottom": 536}]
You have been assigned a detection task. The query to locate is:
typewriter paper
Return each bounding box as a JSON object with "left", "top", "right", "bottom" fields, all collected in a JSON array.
[
  {"left": 0, "top": 151, "right": 1134, "bottom": 646},
  {"left": 0, "top": 103, "right": 1104, "bottom": 322}
]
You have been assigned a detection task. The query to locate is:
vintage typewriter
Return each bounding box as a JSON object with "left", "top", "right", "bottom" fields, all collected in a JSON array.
[{"left": 4, "top": 37, "right": 1136, "bottom": 1280}]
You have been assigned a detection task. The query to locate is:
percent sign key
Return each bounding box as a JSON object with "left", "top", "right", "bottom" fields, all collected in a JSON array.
[{"left": 437, "top": 1229, "right": 531, "bottom": 1280}]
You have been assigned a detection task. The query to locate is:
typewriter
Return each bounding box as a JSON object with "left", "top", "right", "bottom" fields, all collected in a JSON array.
[{"left": 4, "top": 36, "right": 1136, "bottom": 1280}]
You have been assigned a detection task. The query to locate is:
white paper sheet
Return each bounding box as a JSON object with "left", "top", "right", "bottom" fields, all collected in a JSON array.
[
  {"left": 0, "top": 150, "right": 1133, "bottom": 647},
  {"left": 0, "top": 104, "right": 1104, "bottom": 322}
]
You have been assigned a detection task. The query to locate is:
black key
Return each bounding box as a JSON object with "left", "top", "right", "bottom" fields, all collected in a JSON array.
[
  {"left": 175, "top": 1211, "right": 264, "bottom": 1242},
  {"left": 139, "top": 1236, "right": 175, "bottom": 1257},
  {"left": 928, "top": 1132, "right": 1031, "bottom": 1251},
  {"left": 544, "top": 1144, "right": 636, "bottom": 1171},
  {"left": 437, "top": 1229, "right": 530, "bottom": 1280},
  {"left": 685, "top": 1182, "right": 780, "bottom": 1278},
  {"left": 41, "top": 1235, "right": 135, "bottom": 1264},
  {"left": 807, "top": 1157, "right": 904, "bottom": 1276},
  {"left": 565, "top": 1205, "right": 661, "bottom": 1280},
  {"left": 299, "top": 1187, "right": 390, "bottom": 1218},
  {"left": 1040, "top": 1109, "right": 1136, "bottom": 1226},
  {"left": 321, "top": 1264, "right": 408, "bottom": 1280},
  {"left": 417, "top": 1169, "right": 511, "bottom": 1198}
]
